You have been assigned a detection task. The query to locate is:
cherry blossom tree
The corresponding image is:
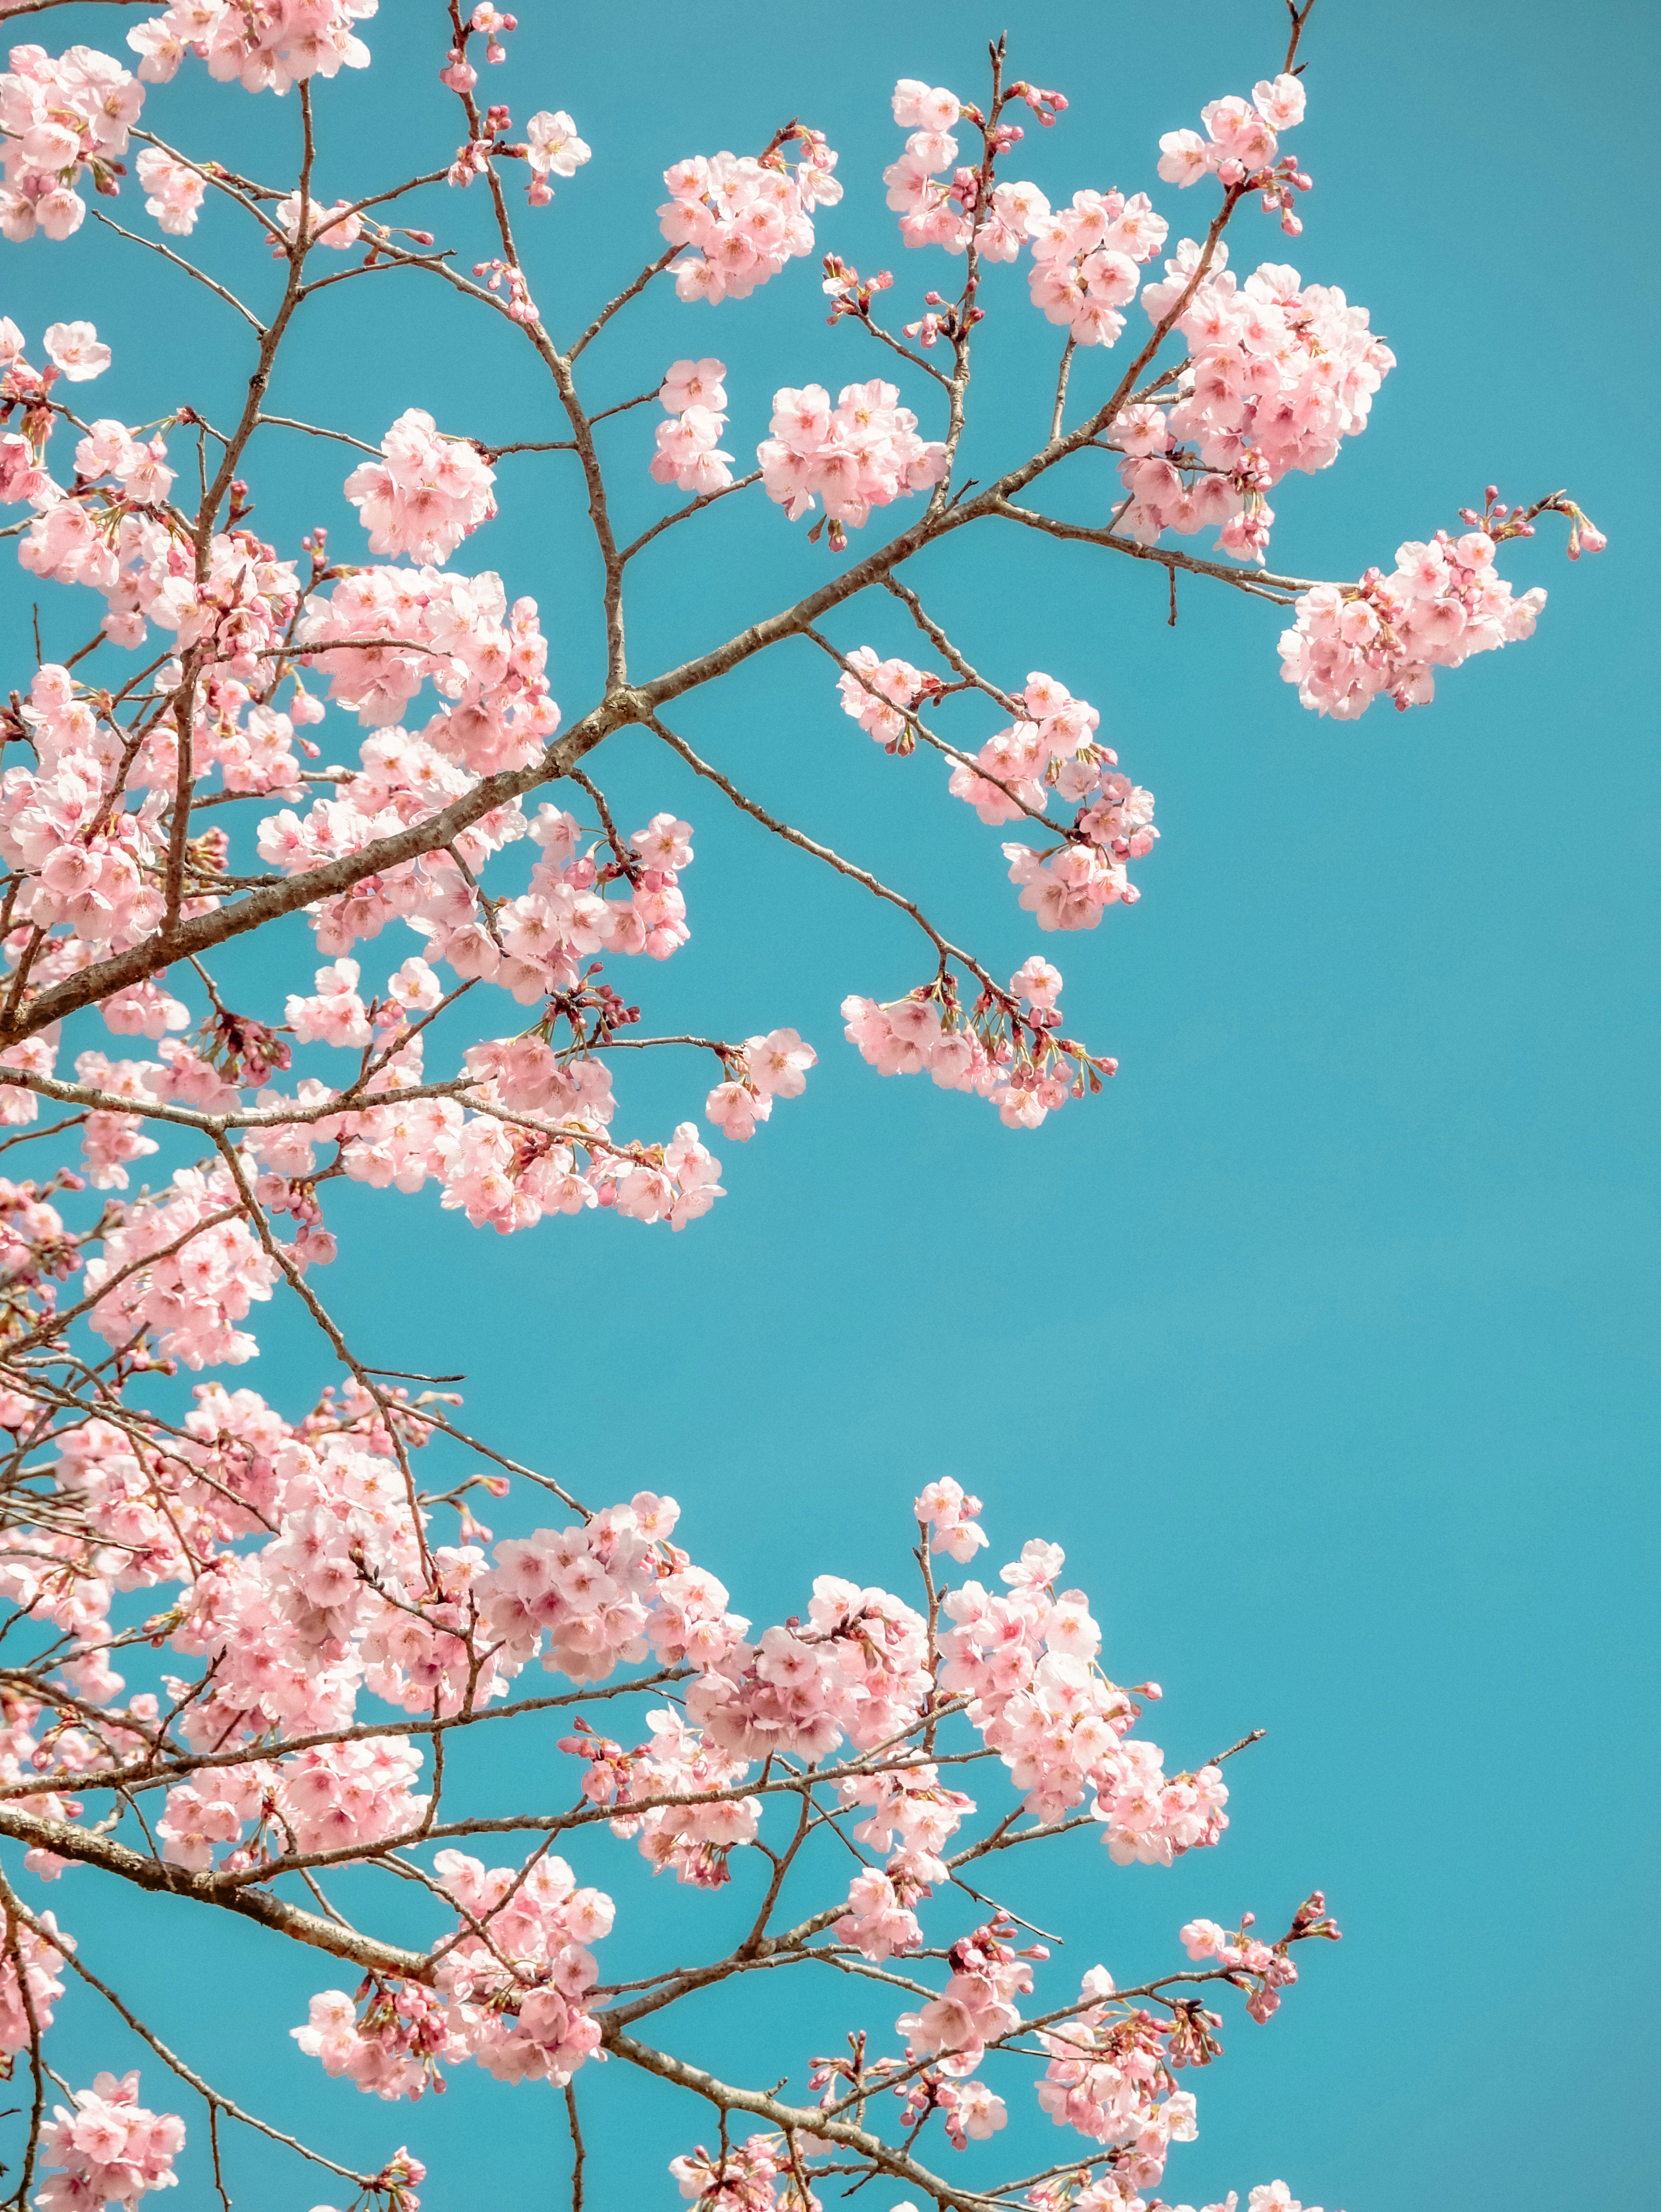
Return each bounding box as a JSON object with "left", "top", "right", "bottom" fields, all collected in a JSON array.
[{"left": 0, "top": 1, "right": 1603, "bottom": 2208}]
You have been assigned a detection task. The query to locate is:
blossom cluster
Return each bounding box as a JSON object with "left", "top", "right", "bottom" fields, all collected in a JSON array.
[
  {"left": 0, "top": 41, "right": 143, "bottom": 244},
  {"left": 1278, "top": 524, "right": 1550, "bottom": 717},
  {"left": 1111, "top": 249, "right": 1394, "bottom": 563},
  {"left": 134, "top": 142, "right": 206, "bottom": 233},
  {"left": 842, "top": 957, "right": 1110, "bottom": 1132},
  {"left": 473, "top": 1491, "right": 742, "bottom": 1683},
  {"left": 757, "top": 380, "right": 947, "bottom": 532},
  {"left": 84, "top": 1161, "right": 279, "bottom": 1369},
  {"left": 577, "top": 1704, "right": 761, "bottom": 1888},
  {"left": 0, "top": 1909, "right": 67, "bottom": 2051},
  {"left": 126, "top": 2, "right": 376, "bottom": 99},
  {"left": 1157, "top": 74, "right": 1309, "bottom": 221},
  {"left": 937, "top": 1528, "right": 1228, "bottom": 1856},
  {"left": 290, "top": 561, "right": 555, "bottom": 774},
  {"left": 703, "top": 1026, "right": 817, "bottom": 1142},
  {"left": 661, "top": 127, "right": 842, "bottom": 305},
  {"left": 836, "top": 644, "right": 939, "bottom": 747},
  {"left": 882, "top": 78, "right": 977, "bottom": 254},
  {"left": 650, "top": 356, "right": 734, "bottom": 497},
  {"left": 1035, "top": 1968, "right": 1197, "bottom": 2190},
  {"left": 157, "top": 1735, "right": 428, "bottom": 1868},
  {"left": 296, "top": 1849, "right": 615, "bottom": 2106},
  {"left": 37, "top": 2071, "right": 184, "bottom": 2210},
  {"left": 1028, "top": 188, "right": 1169, "bottom": 347},
  {"left": 343, "top": 409, "right": 499, "bottom": 565},
  {"left": 686, "top": 1572, "right": 930, "bottom": 1763},
  {"left": 428, "top": 1848, "right": 612, "bottom": 2083},
  {"left": 670, "top": 2135, "right": 804, "bottom": 2212}
]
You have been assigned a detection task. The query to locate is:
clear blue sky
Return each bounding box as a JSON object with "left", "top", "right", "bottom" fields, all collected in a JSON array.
[{"left": 2, "top": 3, "right": 1655, "bottom": 2207}]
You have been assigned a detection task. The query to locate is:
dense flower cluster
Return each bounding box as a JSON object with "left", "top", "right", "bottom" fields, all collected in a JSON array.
[
  {"left": 157, "top": 1735, "right": 428, "bottom": 1867},
  {"left": 429, "top": 1848, "right": 612, "bottom": 2084},
  {"left": 127, "top": 2, "right": 377, "bottom": 98},
  {"left": 651, "top": 356, "right": 734, "bottom": 497},
  {"left": 685, "top": 1572, "right": 930, "bottom": 1761},
  {"left": 661, "top": 127, "right": 842, "bottom": 305},
  {"left": 1028, "top": 188, "right": 1169, "bottom": 347},
  {"left": 1278, "top": 525, "right": 1549, "bottom": 716},
  {"left": 343, "top": 410, "right": 499, "bottom": 565},
  {"left": 37, "top": 2071, "right": 184, "bottom": 2209},
  {"left": 0, "top": 41, "right": 144, "bottom": 244},
  {"left": 758, "top": 380, "right": 947, "bottom": 530},
  {"left": 290, "top": 562, "right": 555, "bottom": 772},
  {"left": 1110, "top": 249, "right": 1394, "bottom": 562},
  {"left": 938, "top": 1532, "right": 1228, "bottom": 1856},
  {"left": 84, "top": 1162, "right": 279, "bottom": 1368},
  {"left": 474, "top": 1491, "right": 741, "bottom": 1681}
]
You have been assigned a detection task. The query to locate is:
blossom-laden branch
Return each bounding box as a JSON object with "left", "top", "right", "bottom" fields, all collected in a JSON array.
[{"left": 0, "top": 2, "right": 1597, "bottom": 2208}]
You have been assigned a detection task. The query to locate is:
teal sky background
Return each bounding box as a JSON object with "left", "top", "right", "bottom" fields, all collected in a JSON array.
[{"left": 0, "top": 3, "right": 1655, "bottom": 2208}]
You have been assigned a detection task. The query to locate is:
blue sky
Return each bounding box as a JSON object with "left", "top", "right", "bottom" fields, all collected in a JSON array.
[{"left": 0, "top": 2, "right": 1655, "bottom": 2207}]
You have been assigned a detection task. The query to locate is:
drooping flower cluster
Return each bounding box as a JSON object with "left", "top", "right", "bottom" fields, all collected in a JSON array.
[
  {"left": 843, "top": 958, "right": 1113, "bottom": 1132},
  {"left": 343, "top": 409, "right": 498, "bottom": 565},
  {"left": 661, "top": 127, "right": 842, "bottom": 305},
  {"left": 0, "top": 41, "right": 144, "bottom": 244},
  {"left": 37, "top": 2071, "right": 185, "bottom": 2209},
  {"left": 650, "top": 357, "right": 734, "bottom": 497},
  {"left": 834, "top": 1864, "right": 928, "bottom": 1961},
  {"left": 1111, "top": 250, "right": 1394, "bottom": 562},
  {"left": 1278, "top": 523, "right": 1551, "bottom": 717},
  {"left": 293, "top": 1980, "right": 461, "bottom": 2102},
  {"left": 757, "top": 381, "right": 947, "bottom": 531},
  {"left": 126, "top": 1, "right": 376, "bottom": 98}
]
